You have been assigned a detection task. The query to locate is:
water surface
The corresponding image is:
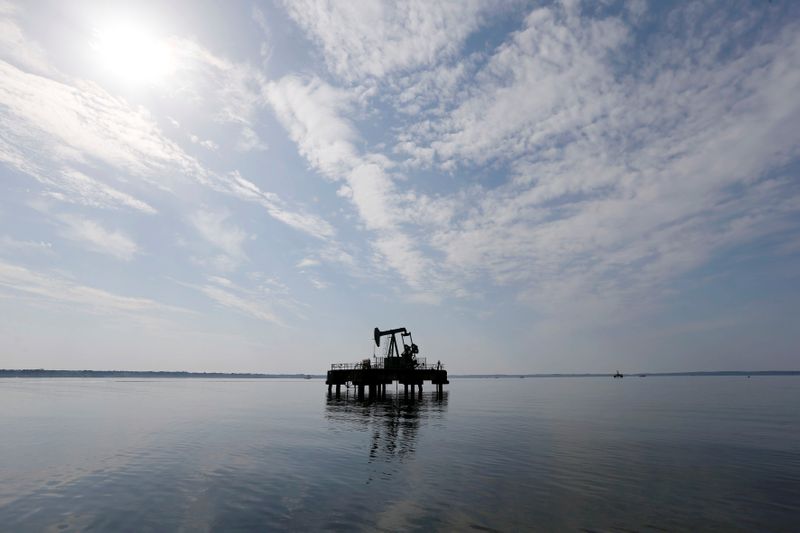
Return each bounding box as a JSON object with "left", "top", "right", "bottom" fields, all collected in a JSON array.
[{"left": 1, "top": 377, "right": 798, "bottom": 531}]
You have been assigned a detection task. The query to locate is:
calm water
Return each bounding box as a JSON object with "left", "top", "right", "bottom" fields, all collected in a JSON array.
[{"left": 1, "top": 377, "right": 798, "bottom": 532}]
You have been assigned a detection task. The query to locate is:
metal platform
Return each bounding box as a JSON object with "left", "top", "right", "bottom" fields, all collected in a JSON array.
[{"left": 326, "top": 327, "right": 449, "bottom": 398}]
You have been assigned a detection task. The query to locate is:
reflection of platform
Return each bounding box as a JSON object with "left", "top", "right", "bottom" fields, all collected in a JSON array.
[{"left": 324, "top": 392, "right": 449, "bottom": 464}]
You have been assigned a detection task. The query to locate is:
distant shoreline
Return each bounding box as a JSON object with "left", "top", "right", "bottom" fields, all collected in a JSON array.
[
  {"left": 1, "top": 369, "right": 798, "bottom": 379},
  {"left": 0, "top": 369, "right": 310, "bottom": 379},
  {"left": 453, "top": 371, "right": 800, "bottom": 378}
]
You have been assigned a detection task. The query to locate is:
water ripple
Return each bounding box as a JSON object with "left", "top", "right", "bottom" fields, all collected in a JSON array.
[{"left": 0, "top": 377, "right": 798, "bottom": 531}]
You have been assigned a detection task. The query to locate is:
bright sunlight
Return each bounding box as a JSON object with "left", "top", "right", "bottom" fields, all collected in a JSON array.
[{"left": 91, "top": 22, "right": 174, "bottom": 85}]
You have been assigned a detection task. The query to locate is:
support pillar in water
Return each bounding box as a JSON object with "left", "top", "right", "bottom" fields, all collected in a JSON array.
[{"left": 336, "top": 384, "right": 341, "bottom": 395}]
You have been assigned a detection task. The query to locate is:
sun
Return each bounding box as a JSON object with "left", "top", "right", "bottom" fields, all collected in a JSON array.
[{"left": 91, "top": 22, "right": 174, "bottom": 85}]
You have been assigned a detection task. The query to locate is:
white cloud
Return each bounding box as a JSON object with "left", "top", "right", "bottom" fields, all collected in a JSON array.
[
  {"left": 296, "top": 258, "right": 319, "bottom": 268},
  {"left": 168, "top": 37, "right": 266, "bottom": 124},
  {"left": 0, "top": 54, "right": 333, "bottom": 239},
  {"left": 308, "top": 277, "right": 328, "bottom": 289},
  {"left": 274, "top": 1, "right": 800, "bottom": 318},
  {"left": 0, "top": 8, "right": 51, "bottom": 75},
  {"left": 49, "top": 169, "right": 156, "bottom": 214},
  {"left": 266, "top": 75, "right": 434, "bottom": 288},
  {"left": 405, "top": 291, "right": 441, "bottom": 305},
  {"left": 388, "top": 58, "right": 471, "bottom": 117},
  {"left": 223, "top": 171, "right": 334, "bottom": 239},
  {"left": 235, "top": 126, "right": 267, "bottom": 152},
  {"left": 392, "top": 2, "right": 800, "bottom": 316},
  {"left": 164, "top": 37, "right": 276, "bottom": 153},
  {"left": 0, "top": 236, "right": 53, "bottom": 254},
  {"left": 251, "top": 5, "right": 272, "bottom": 63},
  {"left": 181, "top": 275, "right": 287, "bottom": 325},
  {"left": 399, "top": 6, "right": 630, "bottom": 168},
  {"left": 207, "top": 275, "right": 233, "bottom": 287},
  {"left": 0, "top": 259, "right": 181, "bottom": 314},
  {"left": 58, "top": 214, "right": 139, "bottom": 261},
  {"left": 0, "top": 9, "right": 339, "bottom": 247},
  {"left": 281, "top": 0, "right": 494, "bottom": 82},
  {"left": 265, "top": 76, "right": 359, "bottom": 176},
  {"left": 319, "top": 243, "right": 356, "bottom": 267},
  {"left": 0, "top": 129, "right": 158, "bottom": 214},
  {"left": 0, "top": 0, "right": 795, "bottom": 371},
  {"left": 189, "top": 134, "right": 219, "bottom": 151},
  {"left": 190, "top": 209, "right": 248, "bottom": 267},
  {"left": 0, "top": 59, "right": 196, "bottom": 178},
  {"left": 198, "top": 283, "right": 281, "bottom": 324}
]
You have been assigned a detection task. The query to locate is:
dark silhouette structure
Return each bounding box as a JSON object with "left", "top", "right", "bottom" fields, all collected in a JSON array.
[{"left": 326, "top": 327, "right": 449, "bottom": 398}]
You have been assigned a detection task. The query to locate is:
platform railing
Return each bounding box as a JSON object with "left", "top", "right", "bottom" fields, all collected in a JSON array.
[{"left": 329, "top": 357, "right": 445, "bottom": 371}]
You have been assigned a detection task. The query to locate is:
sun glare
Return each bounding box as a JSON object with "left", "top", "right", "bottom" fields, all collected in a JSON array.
[{"left": 91, "top": 22, "right": 174, "bottom": 85}]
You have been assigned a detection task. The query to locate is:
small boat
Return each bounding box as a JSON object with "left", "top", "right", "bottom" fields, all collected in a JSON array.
[{"left": 613, "top": 371, "right": 624, "bottom": 378}]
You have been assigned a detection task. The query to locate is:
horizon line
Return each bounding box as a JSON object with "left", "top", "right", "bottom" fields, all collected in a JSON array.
[{"left": 1, "top": 368, "right": 799, "bottom": 378}]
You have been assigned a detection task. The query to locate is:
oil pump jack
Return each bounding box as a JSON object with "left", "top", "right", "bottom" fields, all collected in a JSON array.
[
  {"left": 326, "top": 326, "right": 448, "bottom": 398},
  {"left": 374, "top": 327, "right": 419, "bottom": 370}
]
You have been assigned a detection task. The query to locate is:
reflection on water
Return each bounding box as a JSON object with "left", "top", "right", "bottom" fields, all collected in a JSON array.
[
  {"left": 1, "top": 378, "right": 799, "bottom": 531},
  {"left": 325, "top": 392, "right": 448, "bottom": 464}
]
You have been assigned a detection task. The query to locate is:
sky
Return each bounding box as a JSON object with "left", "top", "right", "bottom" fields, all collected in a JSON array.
[{"left": 1, "top": 0, "right": 798, "bottom": 374}]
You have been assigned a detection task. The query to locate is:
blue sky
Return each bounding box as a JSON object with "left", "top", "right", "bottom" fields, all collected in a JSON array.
[{"left": 1, "top": 0, "right": 798, "bottom": 373}]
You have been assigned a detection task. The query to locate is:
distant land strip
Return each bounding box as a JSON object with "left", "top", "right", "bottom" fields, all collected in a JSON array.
[
  {"left": 452, "top": 371, "right": 800, "bottom": 378},
  {"left": 1, "top": 369, "right": 798, "bottom": 378},
  {"left": 0, "top": 369, "right": 313, "bottom": 378}
]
